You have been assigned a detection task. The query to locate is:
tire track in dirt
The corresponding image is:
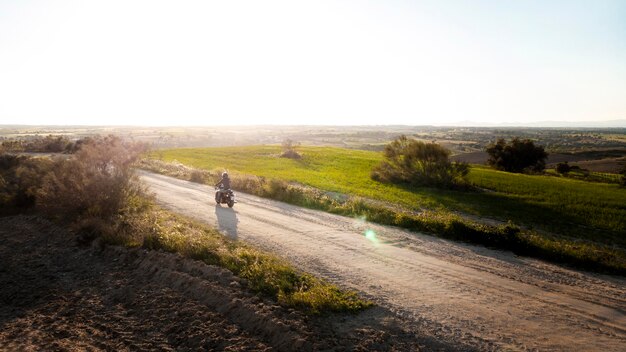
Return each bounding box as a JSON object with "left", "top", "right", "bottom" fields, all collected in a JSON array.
[{"left": 141, "top": 171, "right": 626, "bottom": 351}]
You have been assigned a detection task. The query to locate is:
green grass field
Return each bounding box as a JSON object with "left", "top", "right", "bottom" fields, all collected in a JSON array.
[{"left": 157, "top": 145, "right": 626, "bottom": 249}]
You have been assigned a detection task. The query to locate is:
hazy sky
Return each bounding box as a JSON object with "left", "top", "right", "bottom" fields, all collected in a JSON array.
[{"left": 1, "top": 0, "right": 625, "bottom": 126}]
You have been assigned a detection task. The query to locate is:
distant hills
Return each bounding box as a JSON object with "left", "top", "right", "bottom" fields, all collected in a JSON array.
[
  {"left": 444, "top": 119, "right": 626, "bottom": 128},
  {"left": 1, "top": 119, "right": 626, "bottom": 129}
]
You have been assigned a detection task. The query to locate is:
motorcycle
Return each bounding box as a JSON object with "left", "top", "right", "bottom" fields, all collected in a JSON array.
[{"left": 215, "top": 185, "right": 236, "bottom": 208}]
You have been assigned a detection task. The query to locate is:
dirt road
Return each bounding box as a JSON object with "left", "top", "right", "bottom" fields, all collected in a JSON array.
[{"left": 142, "top": 171, "right": 626, "bottom": 351}]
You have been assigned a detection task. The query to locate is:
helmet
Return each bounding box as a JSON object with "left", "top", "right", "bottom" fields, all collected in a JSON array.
[{"left": 222, "top": 172, "right": 229, "bottom": 178}]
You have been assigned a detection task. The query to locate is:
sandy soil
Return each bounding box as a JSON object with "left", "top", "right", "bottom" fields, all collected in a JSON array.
[
  {"left": 141, "top": 171, "right": 626, "bottom": 351},
  {"left": 1, "top": 215, "right": 461, "bottom": 351}
]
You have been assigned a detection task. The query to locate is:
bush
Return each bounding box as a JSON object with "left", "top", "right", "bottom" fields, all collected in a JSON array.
[
  {"left": 371, "top": 135, "right": 469, "bottom": 188},
  {"left": 280, "top": 139, "right": 301, "bottom": 159},
  {"left": 64, "top": 136, "right": 95, "bottom": 154},
  {"left": 38, "top": 135, "right": 147, "bottom": 224},
  {"left": 556, "top": 162, "right": 571, "bottom": 174},
  {"left": 189, "top": 170, "right": 207, "bottom": 184},
  {"left": 486, "top": 137, "right": 548, "bottom": 173},
  {"left": 0, "top": 154, "right": 52, "bottom": 214}
]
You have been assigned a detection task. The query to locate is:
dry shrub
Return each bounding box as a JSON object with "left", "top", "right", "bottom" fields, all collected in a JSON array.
[
  {"left": 231, "top": 174, "right": 264, "bottom": 192},
  {"left": 0, "top": 154, "right": 52, "bottom": 214},
  {"left": 38, "top": 135, "right": 147, "bottom": 225},
  {"left": 189, "top": 170, "right": 207, "bottom": 184},
  {"left": 280, "top": 149, "right": 301, "bottom": 159},
  {"left": 0, "top": 135, "right": 71, "bottom": 153},
  {"left": 280, "top": 139, "right": 301, "bottom": 159}
]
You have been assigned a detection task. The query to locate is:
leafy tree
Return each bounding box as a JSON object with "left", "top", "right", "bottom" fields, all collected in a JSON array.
[
  {"left": 620, "top": 165, "right": 626, "bottom": 186},
  {"left": 371, "top": 135, "right": 469, "bottom": 188},
  {"left": 486, "top": 138, "right": 548, "bottom": 173},
  {"left": 556, "top": 162, "right": 571, "bottom": 174}
]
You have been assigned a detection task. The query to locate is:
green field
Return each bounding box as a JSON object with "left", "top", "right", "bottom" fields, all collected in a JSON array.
[{"left": 157, "top": 146, "right": 626, "bottom": 248}]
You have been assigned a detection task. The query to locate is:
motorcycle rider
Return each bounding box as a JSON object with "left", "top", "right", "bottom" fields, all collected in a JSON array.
[{"left": 215, "top": 172, "right": 231, "bottom": 203}]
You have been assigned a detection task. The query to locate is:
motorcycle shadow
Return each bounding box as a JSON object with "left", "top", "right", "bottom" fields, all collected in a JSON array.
[{"left": 214, "top": 205, "right": 239, "bottom": 240}]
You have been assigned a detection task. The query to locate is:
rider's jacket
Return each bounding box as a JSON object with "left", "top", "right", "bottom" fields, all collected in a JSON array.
[{"left": 216, "top": 177, "right": 230, "bottom": 189}]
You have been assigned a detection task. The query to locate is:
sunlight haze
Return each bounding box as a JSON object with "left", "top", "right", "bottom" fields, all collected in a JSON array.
[{"left": 1, "top": 0, "right": 625, "bottom": 126}]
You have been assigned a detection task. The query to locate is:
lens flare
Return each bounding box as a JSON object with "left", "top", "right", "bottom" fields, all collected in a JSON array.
[{"left": 364, "top": 229, "right": 379, "bottom": 243}]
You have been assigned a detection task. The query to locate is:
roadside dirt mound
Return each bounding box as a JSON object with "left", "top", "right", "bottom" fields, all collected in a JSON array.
[{"left": 0, "top": 215, "right": 449, "bottom": 351}]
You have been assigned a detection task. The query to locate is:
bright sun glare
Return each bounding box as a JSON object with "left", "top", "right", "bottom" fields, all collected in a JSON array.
[{"left": 0, "top": 0, "right": 625, "bottom": 126}]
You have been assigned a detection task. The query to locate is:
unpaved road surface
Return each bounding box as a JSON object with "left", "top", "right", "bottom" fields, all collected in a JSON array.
[{"left": 143, "top": 171, "right": 626, "bottom": 351}]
